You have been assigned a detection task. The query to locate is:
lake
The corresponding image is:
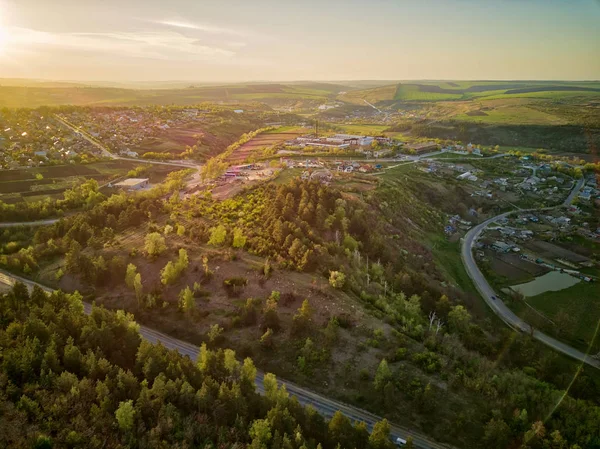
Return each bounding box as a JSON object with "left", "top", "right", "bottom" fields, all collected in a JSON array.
[{"left": 508, "top": 270, "right": 581, "bottom": 297}]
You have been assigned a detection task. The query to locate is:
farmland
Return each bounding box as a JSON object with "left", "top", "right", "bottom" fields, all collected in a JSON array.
[
  {"left": 225, "top": 127, "right": 307, "bottom": 163},
  {"left": 0, "top": 82, "right": 348, "bottom": 108},
  {"left": 0, "top": 160, "right": 177, "bottom": 203}
]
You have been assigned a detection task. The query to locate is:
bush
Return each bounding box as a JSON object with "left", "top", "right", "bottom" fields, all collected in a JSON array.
[
  {"left": 223, "top": 277, "right": 248, "bottom": 297},
  {"left": 329, "top": 271, "right": 346, "bottom": 289}
]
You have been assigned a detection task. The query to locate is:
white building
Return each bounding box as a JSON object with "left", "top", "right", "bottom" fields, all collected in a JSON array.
[{"left": 113, "top": 178, "right": 150, "bottom": 191}]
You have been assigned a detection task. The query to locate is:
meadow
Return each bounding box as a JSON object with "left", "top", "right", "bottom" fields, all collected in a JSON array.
[{"left": 512, "top": 281, "right": 600, "bottom": 351}]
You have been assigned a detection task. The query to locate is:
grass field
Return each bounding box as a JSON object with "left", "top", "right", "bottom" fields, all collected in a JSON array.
[
  {"left": 394, "top": 85, "right": 463, "bottom": 101},
  {"left": 454, "top": 105, "right": 567, "bottom": 125},
  {"left": 331, "top": 123, "right": 391, "bottom": 135},
  {"left": 515, "top": 281, "right": 600, "bottom": 349}
]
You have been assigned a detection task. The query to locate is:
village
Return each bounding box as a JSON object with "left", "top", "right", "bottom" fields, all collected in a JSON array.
[{"left": 0, "top": 110, "right": 104, "bottom": 169}]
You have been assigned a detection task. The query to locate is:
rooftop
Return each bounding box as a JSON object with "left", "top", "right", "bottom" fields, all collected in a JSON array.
[{"left": 114, "top": 178, "right": 149, "bottom": 187}]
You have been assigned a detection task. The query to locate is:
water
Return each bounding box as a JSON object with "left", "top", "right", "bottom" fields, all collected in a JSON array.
[{"left": 509, "top": 270, "right": 581, "bottom": 297}]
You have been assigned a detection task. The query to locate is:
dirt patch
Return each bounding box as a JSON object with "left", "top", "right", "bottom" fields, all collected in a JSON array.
[
  {"left": 226, "top": 130, "right": 306, "bottom": 163},
  {"left": 488, "top": 252, "right": 549, "bottom": 282},
  {"left": 526, "top": 240, "right": 590, "bottom": 264}
]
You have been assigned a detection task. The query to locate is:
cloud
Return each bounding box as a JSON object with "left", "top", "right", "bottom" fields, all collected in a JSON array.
[
  {"left": 5, "top": 27, "right": 236, "bottom": 61},
  {"left": 155, "top": 20, "right": 245, "bottom": 36}
]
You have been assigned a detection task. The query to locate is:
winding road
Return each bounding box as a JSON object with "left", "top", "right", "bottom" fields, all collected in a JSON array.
[
  {"left": 461, "top": 177, "right": 599, "bottom": 369},
  {"left": 0, "top": 268, "right": 454, "bottom": 449}
]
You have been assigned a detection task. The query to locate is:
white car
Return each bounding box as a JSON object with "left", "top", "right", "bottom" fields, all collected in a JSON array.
[{"left": 395, "top": 437, "right": 407, "bottom": 446}]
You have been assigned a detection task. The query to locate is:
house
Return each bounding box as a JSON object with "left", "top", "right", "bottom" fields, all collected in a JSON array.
[
  {"left": 113, "top": 178, "right": 150, "bottom": 191},
  {"left": 492, "top": 241, "right": 513, "bottom": 253},
  {"left": 120, "top": 149, "right": 139, "bottom": 158}
]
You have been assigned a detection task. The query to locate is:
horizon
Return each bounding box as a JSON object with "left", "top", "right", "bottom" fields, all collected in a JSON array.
[{"left": 0, "top": 0, "right": 599, "bottom": 82}]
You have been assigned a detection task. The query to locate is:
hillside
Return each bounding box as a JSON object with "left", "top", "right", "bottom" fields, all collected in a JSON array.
[{"left": 5, "top": 172, "right": 599, "bottom": 449}]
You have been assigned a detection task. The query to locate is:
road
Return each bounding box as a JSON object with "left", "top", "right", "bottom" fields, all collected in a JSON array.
[
  {"left": 460, "top": 177, "right": 599, "bottom": 369},
  {"left": 0, "top": 268, "right": 453, "bottom": 449}
]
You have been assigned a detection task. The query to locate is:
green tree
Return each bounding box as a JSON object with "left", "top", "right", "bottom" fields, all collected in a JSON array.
[
  {"left": 179, "top": 286, "right": 195, "bottom": 314},
  {"left": 207, "top": 323, "right": 224, "bottom": 343},
  {"left": 144, "top": 232, "right": 166, "bottom": 258},
  {"left": 374, "top": 359, "right": 392, "bottom": 391},
  {"left": 125, "top": 263, "right": 137, "bottom": 289},
  {"left": 249, "top": 418, "right": 272, "bottom": 449},
  {"left": 482, "top": 418, "right": 511, "bottom": 449},
  {"left": 329, "top": 271, "right": 346, "bottom": 289},
  {"left": 232, "top": 227, "right": 247, "bottom": 248},
  {"left": 133, "top": 273, "right": 143, "bottom": 306},
  {"left": 369, "top": 419, "right": 393, "bottom": 449},
  {"left": 115, "top": 400, "right": 135, "bottom": 431},
  {"left": 448, "top": 305, "right": 471, "bottom": 333},
  {"left": 208, "top": 224, "right": 227, "bottom": 246}
]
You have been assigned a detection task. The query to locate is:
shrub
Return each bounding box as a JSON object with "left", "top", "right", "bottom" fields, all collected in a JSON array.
[
  {"left": 329, "top": 271, "right": 346, "bottom": 289},
  {"left": 223, "top": 277, "right": 248, "bottom": 297}
]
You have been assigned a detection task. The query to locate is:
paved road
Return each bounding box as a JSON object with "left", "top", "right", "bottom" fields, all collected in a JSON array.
[
  {"left": 0, "top": 268, "right": 454, "bottom": 449},
  {"left": 461, "top": 178, "right": 599, "bottom": 369}
]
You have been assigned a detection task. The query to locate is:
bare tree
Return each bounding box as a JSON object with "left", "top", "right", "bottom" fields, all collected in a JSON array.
[
  {"left": 428, "top": 311, "right": 437, "bottom": 330},
  {"left": 435, "top": 319, "right": 444, "bottom": 336}
]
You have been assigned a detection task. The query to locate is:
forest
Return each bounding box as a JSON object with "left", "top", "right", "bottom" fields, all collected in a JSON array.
[
  {"left": 0, "top": 282, "right": 402, "bottom": 449},
  {"left": 1, "top": 177, "right": 599, "bottom": 448}
]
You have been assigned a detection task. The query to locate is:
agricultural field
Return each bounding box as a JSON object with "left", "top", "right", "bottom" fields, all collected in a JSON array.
[
  {"left": 337, "top": 84, "right": 398, "bottom": 105},
  {"left": 225, "top": 128, "right": 307, "bottom": 163},
  {"left": 0, "top": 82, "right": 350, "bottom": 108},
  {"left": 0, "top": 160, "right": 177, "bottom": 203},
  {"left": 330, "top": 123, "right": 391, "bottom": 135}
]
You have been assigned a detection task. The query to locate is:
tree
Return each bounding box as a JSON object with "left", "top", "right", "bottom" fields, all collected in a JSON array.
[
  {"left": 179, "top": 286, "right": 195, "bottom": 314},
  {"left": 249, "top": 418, "right": 272, "bottom": 449},
  {"left": 201, "top": 157, "right": 228, "bottom": 181},
  {"left": 404, "top": 437, "right": 415, "bottom": 449},
  {"left": 125, "top": 263, "right": 137, "bottom": 289},
  {"left": 115, "top": 400, "right": 135, "bottom": 431},
  {"left": 145, "top": 232, "right": 166, "bottom": 258},
  {"left": 133, "top": 273, "right": 143, "bottom": 306},
  {"left": 448, "top": 305, "right": 471, "bottom": 333},
  {"left": 369, "top": 419, "right": 393, "bottom": 449},
  {"left": 207, "top": 323, "right": 224, "bottom": 343},
  {"left": 482, "top": 418, "right": 511, "bottom": 449},
  {"left": 208, "top": 224, "right": 227, "bottom": 246},
  {"left": 329, "top": 271, "right": 346, "bottom": 289},
  {"left": 260, "top": 328, "right": 274, "bottom": 348},
  {"left": 232, "top": 227, "right": 247, "bottom": 248},
  {"left": 292, "top": 299, "right": 312, "bottom": 334},
  {"left": 374, "top": 359, "right": 392, "bottom": 391},
  {"left": 160, "top": 261, "right": 178, "bottom": 285}
]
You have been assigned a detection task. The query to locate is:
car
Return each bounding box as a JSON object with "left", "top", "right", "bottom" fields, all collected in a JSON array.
[
  {"left": 395, "top": 437, "right": 407, "bottom": 446},
  {"left": 491, "top": 295, "right": 496, "bottom": 300}
]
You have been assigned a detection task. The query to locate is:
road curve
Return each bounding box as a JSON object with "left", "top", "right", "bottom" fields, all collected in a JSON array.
[
  {"left": 0, "top": 268, "right": 454, "bottom": 449},
  {"left": 461, "top": 178, "right": 599, "bottom": 369}
]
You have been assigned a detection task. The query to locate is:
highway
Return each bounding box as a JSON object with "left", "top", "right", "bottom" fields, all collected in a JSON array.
[
  {"left": 0, "top": 268, "right": 454, "bottom": 449},
  {"left": 460, "top": 178, "right": 599, "bottom": 369}
]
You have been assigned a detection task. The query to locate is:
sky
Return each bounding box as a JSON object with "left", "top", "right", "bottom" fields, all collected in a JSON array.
[{"left": 0, "top": 0, "right": 598, "bottom": 83}]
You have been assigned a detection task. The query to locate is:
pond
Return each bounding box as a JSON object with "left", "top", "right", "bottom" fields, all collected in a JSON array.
[{"left": 508, "top": 270, "right": 581, "bottom": 297}]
